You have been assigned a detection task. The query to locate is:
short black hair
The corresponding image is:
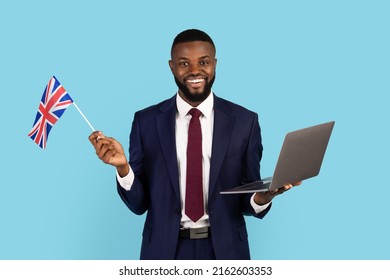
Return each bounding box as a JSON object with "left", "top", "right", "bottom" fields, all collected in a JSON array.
[{"left": 171, "top": 29, "right": 215, "bottom": 56}]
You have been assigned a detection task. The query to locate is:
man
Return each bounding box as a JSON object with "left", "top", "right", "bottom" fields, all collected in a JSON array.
[{"left": 89, "top": 29, "right": 300, "bottom": 260}]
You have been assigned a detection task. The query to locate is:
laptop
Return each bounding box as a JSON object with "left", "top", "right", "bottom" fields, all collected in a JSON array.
[{"left": 220, "top": 121, "right": 335, "bottom": 194}]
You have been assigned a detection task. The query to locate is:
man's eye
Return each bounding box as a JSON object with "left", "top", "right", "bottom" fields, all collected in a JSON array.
[
  {"left": 200, "top": 61, "right": 209, "bottom": 66},
  {"left": 179, "top": 62, "right": 189, "bottom": 67}
]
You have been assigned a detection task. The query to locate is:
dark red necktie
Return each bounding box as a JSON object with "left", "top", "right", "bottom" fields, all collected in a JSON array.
[{"left": 185, "top": 108, "right": 204, "bottom": 222}]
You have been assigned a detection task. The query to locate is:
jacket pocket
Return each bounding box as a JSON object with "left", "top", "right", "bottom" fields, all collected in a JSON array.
[{"left": 225, "top": 148, "right": 244, "bottom": 158}]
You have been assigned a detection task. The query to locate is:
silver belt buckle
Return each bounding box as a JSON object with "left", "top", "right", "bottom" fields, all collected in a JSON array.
[{"left": 190, "top": 227, "right": 209, "bottom": 239}]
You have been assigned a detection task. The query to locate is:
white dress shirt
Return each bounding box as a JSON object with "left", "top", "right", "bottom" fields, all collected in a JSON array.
[{"left": 117, "top": 92, "right": 270, "bottom": 228}]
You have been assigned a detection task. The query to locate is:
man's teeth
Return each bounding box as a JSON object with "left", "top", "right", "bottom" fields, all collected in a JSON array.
[{"left": 187, "top": 78, "right": 204, "bottom": 83}]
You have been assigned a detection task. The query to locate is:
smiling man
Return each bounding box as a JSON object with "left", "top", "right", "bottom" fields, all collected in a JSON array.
[
  {"left": 89, "top": 29, "right": 298, "bottom": 260},
  {"left": 169, "top": 34, "right": 216, "bottom": 106}
]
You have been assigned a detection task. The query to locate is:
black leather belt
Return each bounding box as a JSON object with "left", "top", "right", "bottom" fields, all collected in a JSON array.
[{"left": 179, "top": 226, "right": 210, "bottom": 239}]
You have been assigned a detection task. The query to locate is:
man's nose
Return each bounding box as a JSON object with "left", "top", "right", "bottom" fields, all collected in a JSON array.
[{"left": 188, "top": 63, "right": 200, "bottom": 74}]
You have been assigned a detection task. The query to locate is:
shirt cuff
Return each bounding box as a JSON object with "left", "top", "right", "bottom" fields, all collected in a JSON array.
[
  {"left": 250, "top": 193, "right": 271, "bottom": 214},
  {"left": 116, "top": 164, "right": 135, "bottom": 191}
]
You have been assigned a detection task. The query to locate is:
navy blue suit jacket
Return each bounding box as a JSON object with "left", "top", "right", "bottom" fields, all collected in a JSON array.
[{"left": 117, "top": 94, "right": 271, "bottom": 259}]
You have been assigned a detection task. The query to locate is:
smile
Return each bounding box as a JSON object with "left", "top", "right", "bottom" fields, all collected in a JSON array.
[{"left": 186, "top": 78, "right": 205, "bottom": 84}]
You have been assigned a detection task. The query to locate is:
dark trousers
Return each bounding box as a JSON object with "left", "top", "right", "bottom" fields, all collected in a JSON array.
[{"left": 174, "top": 237, "right": 216, "bottom": 260}]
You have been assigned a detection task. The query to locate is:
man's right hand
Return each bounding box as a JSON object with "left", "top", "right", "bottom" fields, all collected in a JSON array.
[{"left": 88, "top": 131, "right": 129, "bottom": 177}]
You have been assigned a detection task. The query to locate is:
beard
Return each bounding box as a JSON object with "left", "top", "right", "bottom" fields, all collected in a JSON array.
[{"left": 174, "top": 74, "right": 216, "bottom": 103}]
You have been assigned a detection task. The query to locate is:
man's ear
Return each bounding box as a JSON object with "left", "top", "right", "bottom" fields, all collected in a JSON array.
[{"left": 168, "top": 60, "right": 174, "bottom": 74}]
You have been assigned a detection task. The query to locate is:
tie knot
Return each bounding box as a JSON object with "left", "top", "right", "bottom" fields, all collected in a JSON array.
[{"left": 188, "top": 108, "right": 202, "bottom": 119}]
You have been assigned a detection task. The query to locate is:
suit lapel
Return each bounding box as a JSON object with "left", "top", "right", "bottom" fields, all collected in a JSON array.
[
  {"left": 156, "top": 96, "right": 181, "bottom": 202},
  {"left": 209, "top": 96, "right": 234, "bottom": 198}
]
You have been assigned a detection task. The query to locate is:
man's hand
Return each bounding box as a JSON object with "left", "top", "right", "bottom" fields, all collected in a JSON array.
[
  {"left": 88, "top": 131, "right": 129, "bottom": 177},
  {"left": 254, "top": 181, "right": 302, "bottom": 205}
]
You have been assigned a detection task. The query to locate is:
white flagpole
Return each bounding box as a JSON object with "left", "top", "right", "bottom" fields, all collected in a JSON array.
[{"left": 72, "top": 102, "right": 96, "bottom": 132}]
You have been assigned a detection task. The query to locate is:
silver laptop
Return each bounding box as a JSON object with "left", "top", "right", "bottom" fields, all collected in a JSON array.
[{"left": 220, "top": 121, "right": 335, "bottom": 194}]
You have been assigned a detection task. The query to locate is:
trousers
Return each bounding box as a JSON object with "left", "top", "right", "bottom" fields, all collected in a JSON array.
[{"left": 174, "top": 236, "right": 216, "bottom": 260}]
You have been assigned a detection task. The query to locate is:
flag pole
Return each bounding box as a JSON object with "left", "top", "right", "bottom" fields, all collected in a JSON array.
[{"left": 73, "top": 102, "right": 96, "bottom": 132}]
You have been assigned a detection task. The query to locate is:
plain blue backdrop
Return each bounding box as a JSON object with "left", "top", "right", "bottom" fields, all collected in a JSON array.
[{"left": 1, "top": 0, "right": 389, "bottom": 259}]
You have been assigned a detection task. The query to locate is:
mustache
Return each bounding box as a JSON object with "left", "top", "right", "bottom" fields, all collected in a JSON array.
[{"left": 184, "top": 75, "right": 207, "bottom": 80}]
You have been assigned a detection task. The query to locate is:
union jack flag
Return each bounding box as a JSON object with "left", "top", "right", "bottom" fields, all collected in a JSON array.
[{"left": 28, "top": 76, "right": 73, "bottom": 149}]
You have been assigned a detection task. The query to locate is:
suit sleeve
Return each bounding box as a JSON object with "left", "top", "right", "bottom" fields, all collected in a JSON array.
[
  {"left": 117, "top": 112, "right": 150, "bottom": 215},
  {"left": 240, "top": 113, "right": 272, "bottom": 218}
]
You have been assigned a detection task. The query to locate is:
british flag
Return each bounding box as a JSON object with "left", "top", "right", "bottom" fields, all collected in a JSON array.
[{"left": 28, "top": 76, "right": 73, "bottom": 149}]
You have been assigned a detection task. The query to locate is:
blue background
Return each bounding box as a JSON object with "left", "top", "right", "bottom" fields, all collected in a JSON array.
[{"left": 1, "top": 0, "right": 389, "bottom": 259}]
